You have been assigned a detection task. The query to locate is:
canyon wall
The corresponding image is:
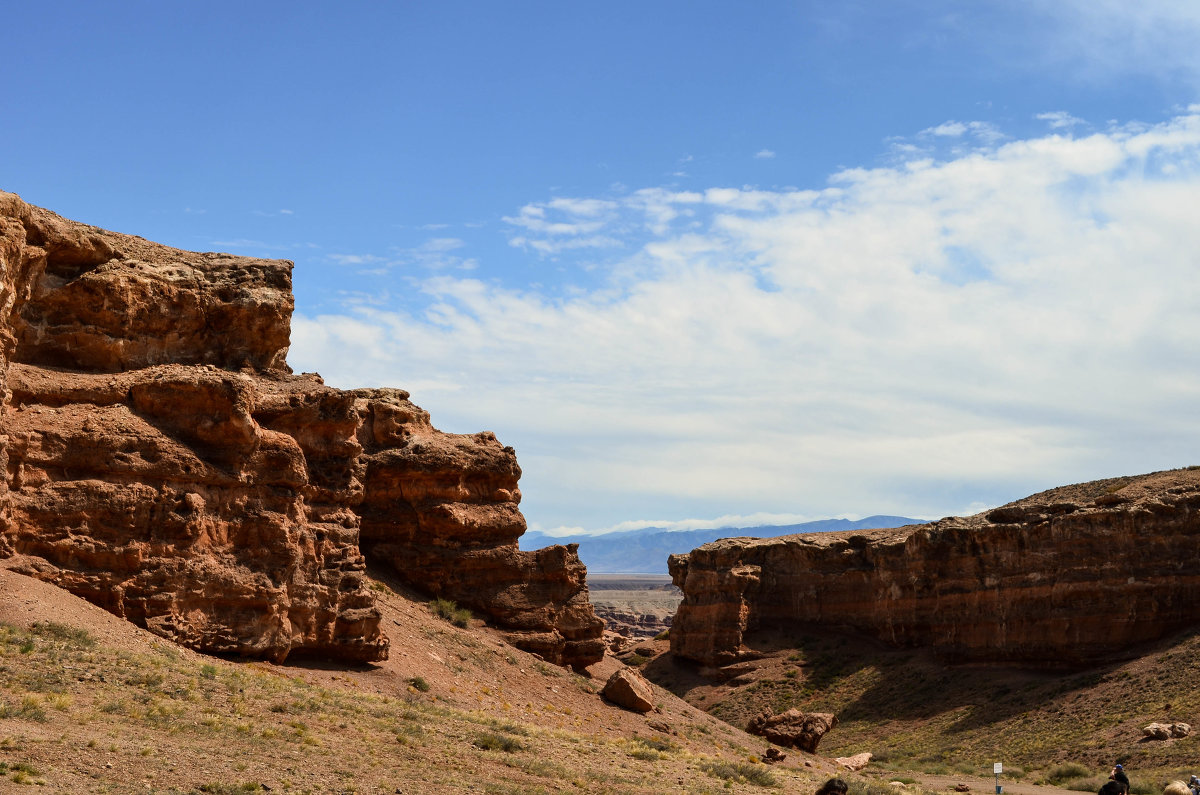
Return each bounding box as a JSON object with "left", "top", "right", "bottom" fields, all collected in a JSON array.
[
  {"left": 669, "top": 469, "right": 1200, "bottom": 668},
  {"left": 0, "top": 191, "right": 602, "bottom": 667}
]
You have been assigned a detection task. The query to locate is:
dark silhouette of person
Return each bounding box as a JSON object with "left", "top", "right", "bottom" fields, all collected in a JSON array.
[{"left": 816, "top": 778, "right": 850, "bottom": 795}]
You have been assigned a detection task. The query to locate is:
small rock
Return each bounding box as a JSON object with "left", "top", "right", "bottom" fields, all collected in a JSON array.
[
  {"left": 763, "top": 747, "right": 787, "bottom": 764},
  {"left": 954, "top": 785, "right": 971, "bottom": 792}
]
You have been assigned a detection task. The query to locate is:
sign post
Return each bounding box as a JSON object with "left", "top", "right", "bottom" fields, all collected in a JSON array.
[{"left": 994, "top": 762, "right": 1003, "bottom": 794}]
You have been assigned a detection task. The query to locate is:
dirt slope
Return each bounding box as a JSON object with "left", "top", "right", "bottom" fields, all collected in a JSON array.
[{"left": 0, "top": 563, "right": 848, "bottom": 794}]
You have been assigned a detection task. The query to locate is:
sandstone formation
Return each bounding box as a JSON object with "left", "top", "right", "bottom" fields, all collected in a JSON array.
[
  {"left": 0, "top": 191, "right": 603, "bottom": 667},
  {"left": 352, "top": 388, "right": 603, "bottom": 667},
  {"left": 670, "top": 469, "right": 1200, "bottom": 668},
  {"left": 745, "top": 708, "right": 836, "bottom": 752}
]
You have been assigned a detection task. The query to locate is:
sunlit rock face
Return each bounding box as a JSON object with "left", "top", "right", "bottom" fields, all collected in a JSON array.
[
  {"left": 669, "top": 469, "right": 1200, "bottom": 668},
  {"left": 0, "top": 191, "right": 602, "bottom": 667}
]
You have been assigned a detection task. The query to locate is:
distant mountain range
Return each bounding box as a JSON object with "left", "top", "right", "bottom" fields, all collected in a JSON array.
[{"left": 520, "top": 516, "right": 925, "bottom": 574}]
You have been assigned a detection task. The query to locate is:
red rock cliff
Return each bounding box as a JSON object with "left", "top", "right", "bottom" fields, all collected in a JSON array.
[
  {"left": 0, "top": 192, "right": 603, "bottom": 667},
  {"left": 669, "top": 469, "right": 1200, "bottom": 668}
]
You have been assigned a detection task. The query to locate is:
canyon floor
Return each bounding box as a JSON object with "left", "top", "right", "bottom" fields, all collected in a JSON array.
[
  {"left": 2, "top": 561, "right": 1196, "bottom": 795},
  {"left": 636, "top": 625, "right": 1200, "bottom": 793}
]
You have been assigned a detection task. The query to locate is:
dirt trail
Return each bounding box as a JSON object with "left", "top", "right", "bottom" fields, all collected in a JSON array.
[{"left": 911, "top": 773, "right": 1082, "bottom": 795}]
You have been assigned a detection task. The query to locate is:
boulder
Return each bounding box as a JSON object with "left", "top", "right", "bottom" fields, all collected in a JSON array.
[
  {"left": 602, "top": 668, "right": 656, "bottom": 713},
  {"left": 837, "top": 753, "right": 873, "bottom": 771},
  {"left": 1144, "top": 723, "right": 1172, "bottom": 740},
  {"left": 745, "top": 709, "right": 837, "bottom": 752},
  {"left": 1143, "top": 722, "right": 1191, "bottom": 739}
]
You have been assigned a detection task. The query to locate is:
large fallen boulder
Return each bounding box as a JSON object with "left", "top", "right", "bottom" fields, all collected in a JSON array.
[
  {"left": 602, "top": 668, "right": 656, "bottom": 713},
  {"left": 1143, "top": 722, "right": 1191, "bottom": 739},
  {"left": 745, "top": 709, "right": 837, "bottom": 752}
]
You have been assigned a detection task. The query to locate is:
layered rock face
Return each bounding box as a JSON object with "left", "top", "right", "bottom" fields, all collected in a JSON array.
[
  {"left": 670, "top": 469, "right": 1200, "bottom": 668},
  {"left": 354, "top": 388, "right": 604, "bottom": 667},
  {"left": 0, "top": 192, "right": 602, "bottom": 667}
]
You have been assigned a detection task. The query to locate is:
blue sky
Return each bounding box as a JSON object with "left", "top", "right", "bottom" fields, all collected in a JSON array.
[{"left": 5, "top": 2, "right": 1200, "bottom": 534}]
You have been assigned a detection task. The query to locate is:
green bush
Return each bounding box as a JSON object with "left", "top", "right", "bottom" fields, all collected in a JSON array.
[
  {"left": 430, "top": 598, "right": 472, "bottom": 628},
  {"left": 473, "top": 731, "right": 525, "bottom": 752}
]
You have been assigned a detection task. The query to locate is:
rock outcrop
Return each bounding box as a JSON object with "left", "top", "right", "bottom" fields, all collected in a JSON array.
[
  {"left": 0, "top": 191, "right": 603, "bottom": 667},
  {"left": 669, "top": 469, "right": 1200, "bottom": 668},
  {"left": 353, "top": 388, "right": 603, "bottom": 666}
]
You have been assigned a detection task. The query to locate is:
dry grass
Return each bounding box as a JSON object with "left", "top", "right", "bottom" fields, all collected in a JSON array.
[
  {"left": 645, "top": 624, "right": 1200, "bottom": 791},
  {"left": 0, "top": 568, "right": 837, "bottom": 794}
]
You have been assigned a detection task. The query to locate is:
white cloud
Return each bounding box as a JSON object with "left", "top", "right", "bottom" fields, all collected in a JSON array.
[
  {"left": 926, "top": 121, "right": 968, "bottom": 137},
  {"left": 328, "top": 253, "right": 385, "bottom": 266},
  {"left": 754, "top": 149, "right": 776, "bottom": 159},
  {"left": 291, "top": 112, "right": 1200, "bottom": 532},
  {"left": 1037, "top": 111, "right": 1086, "bottom": 129}
]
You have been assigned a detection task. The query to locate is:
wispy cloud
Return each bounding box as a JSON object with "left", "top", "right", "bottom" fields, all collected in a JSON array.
[
  {"left": 292, "top": 111, "right": 1200, "bottom": 531},
  {"left": 754, "top": 149, "right": 776, "bottom": 159},
  {"left": 1015, "top": 0, "right": 1200, "bottom": 84},
  {"left": 328, "top": 253, "right": 385, "bottom": 266},
  {"left": 1037, "top": 110, "right": 1087, "bottom": 129}
]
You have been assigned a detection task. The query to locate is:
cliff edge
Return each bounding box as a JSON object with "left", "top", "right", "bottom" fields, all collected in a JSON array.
[
  {"left": 0, "top": 191, "right": 602, "bottom": 667},
  {"left": 669, "top": 468, "right": 1200, "bottom": 668}
]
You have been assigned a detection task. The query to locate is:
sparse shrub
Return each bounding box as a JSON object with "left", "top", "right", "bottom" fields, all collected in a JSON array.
[
  {"left": 430, "top": 598, "right": 472, "bottom": 628},
  {"left": 32, "top": 621, "right": 95, "bottom": 648},
  {"left": 473, "top": 731, "right": 525, "bottom": 752},
  {"left": 654, "top": 629, "right": 671, "bottom": 641},
  {"left": 700, "top": 759, "right": 777, "bottom": 787},
  {"left": 847, "top": 779, "right": 905, "bottom": 795},
  {"left": 1044, "top": 764, "right": 1091, "bottom": 785},
  {"left": 627, "top": 735, "right": 678, "bottom": 760},
  {"left": 0, "top": 697, "right": 47, "bottom": 723},
  {"left": 625, "top": 653, "right": 649, "bottom": 667},
  {"left": 408, "top": 676, "right": 431, "bottom": 693}
]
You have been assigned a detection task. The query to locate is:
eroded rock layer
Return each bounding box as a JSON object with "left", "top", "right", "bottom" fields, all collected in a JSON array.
[
  {"left": 0, "top": 191, "right": 602, "bottom": 667},
  {"left": 669, "top": 469, "right": 1200, "bottom": 668},
  {"left": 354, "top": 388, "right": 604, "bottom": 668}
]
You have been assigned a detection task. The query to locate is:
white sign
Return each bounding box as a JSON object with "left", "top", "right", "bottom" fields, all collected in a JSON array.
[{"left": 994, "top": 763, "right": 1003, "bottom": 775}]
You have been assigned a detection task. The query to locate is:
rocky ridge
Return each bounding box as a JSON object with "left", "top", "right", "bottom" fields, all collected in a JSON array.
[
  {"left": 0, "top": 191, "right": 602, "bottom": 667},
  {"left": 669, "top": 468, "right": 1200, "bottom": 668}
]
